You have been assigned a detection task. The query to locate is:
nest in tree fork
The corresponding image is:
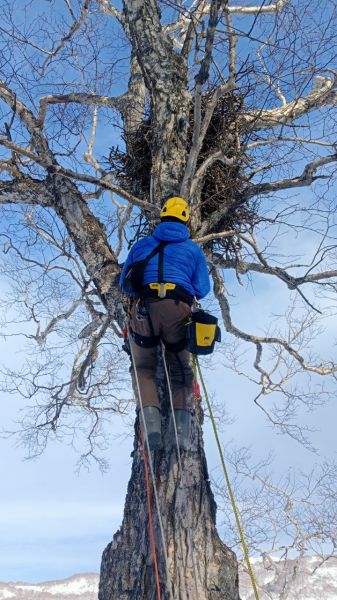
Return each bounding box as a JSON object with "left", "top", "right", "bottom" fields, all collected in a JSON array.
[{"left": 108, "top": 92, "right": 255, "bottom": 257}]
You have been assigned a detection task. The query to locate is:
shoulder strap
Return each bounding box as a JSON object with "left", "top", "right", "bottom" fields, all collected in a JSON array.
[
  {"left": 158, "top": 244, "right": 166, "bottom": 283},
  {"left": 142, "top": 240, "right": 171, "bottom": 285},
  {"left": 144, "top": 240, "right": 169, "bottom": 266}
]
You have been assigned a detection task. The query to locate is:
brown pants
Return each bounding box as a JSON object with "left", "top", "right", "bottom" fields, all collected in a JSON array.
[{"left": 129, "top": 299, "right": 194, "bottom": 410}]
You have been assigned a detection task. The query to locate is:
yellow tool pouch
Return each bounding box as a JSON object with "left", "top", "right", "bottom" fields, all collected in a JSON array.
[{"left": 186, "top": 309, "right": 221, "bottom": 355}]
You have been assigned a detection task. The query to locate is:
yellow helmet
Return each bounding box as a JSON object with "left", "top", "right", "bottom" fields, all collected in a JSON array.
[{"left": 160, "top": 196, "right": 189, "bottom": 222}]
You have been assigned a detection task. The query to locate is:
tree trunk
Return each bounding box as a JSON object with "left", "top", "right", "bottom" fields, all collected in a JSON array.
[{"left": 99, "top": 360, "right": 240, "bottom": 600}]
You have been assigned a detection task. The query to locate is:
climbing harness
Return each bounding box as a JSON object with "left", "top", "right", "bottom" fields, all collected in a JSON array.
[
  {"left": 129, "top": 324, "right": 160, "bottom": 348},
  {"left": 129, "top": 300, "right": 221, "bottom": 354},
  {"left": 128, "top": 331, "right": 174, "bottom": 600},
  {"left": 193, "top": 355, "right": 261, "bottom": 600},
  {"left": 143, "top": 282, "right": 193, "bottom": 304}
]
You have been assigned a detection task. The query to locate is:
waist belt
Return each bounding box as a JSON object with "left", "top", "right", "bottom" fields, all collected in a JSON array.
[{"left": 141, "top": 283, "right": 193, "bottom": 304}]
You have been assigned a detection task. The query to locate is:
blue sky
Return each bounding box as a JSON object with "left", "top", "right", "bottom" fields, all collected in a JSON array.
[{"left": 0, "top": 371, "right": 131, "bottom": 582}]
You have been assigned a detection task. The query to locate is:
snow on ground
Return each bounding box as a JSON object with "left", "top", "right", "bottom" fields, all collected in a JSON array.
[
  {"left": 0, "top": 574, "right": 99, "bottom": 600},
  {"left": 240, "top": 555, "right": 337, "bottom": 600},
  {"left": 0, "top": 556, "right": 336, "bottom": 599}
]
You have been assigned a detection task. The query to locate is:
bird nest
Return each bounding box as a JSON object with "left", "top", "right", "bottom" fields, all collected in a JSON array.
[{"left": 108, "top": 92, "right": 256, "bottom": 258}]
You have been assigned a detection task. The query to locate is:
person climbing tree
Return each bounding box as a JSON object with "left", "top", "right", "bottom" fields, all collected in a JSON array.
[
  {"left": 2, "top": 1, "right": 337, "bottom": 597},
  {"left": 120, "top": 196, "right": 210, "bottom": 450}
]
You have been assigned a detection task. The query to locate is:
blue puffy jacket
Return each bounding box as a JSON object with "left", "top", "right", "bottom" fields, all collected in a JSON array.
[{"left": 119, "top": 221, "right": 210, "bottom": 299}]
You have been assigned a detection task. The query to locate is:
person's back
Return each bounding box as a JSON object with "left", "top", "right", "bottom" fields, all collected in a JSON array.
[{"left": 120, "top": 219, "right": 210, "bottom": 301}]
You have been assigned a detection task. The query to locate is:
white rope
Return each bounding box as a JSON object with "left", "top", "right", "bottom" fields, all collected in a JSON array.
[
  {"left": 128, "top": 332, "right": 174, "bottom": 600},
  {"left": 161, "top": 343, "right": 200, "bottom": 599}
]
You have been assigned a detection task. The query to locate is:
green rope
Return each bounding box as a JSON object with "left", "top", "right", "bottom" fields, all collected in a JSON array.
[{"left": 193, "top": 355, "right": 260, "bottom": 600}]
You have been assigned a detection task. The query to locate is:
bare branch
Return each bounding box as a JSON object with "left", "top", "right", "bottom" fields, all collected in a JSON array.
[
  {"left": 228, "top": 0, "right": 288, "bottom": 14},
  {"left": 0, "top": 82, "right": 54, "bottom": 166},
  {"left": 0, "top": 25, "right": 52, "bottom": 56},
  {"left": 38, "top": 92, "right": 127, "bottom": 127},
  {"left": 257, "top": 45, "right": 287, "bottom": 106},
  {"left": 0, "top": 139, "right": 155, "bottom": 213},
  {"left": 115, "top": 203, "right": 133, "bottom": 257},
  {"left": 212, "top": 266, "right": 337, "bottom": 377},
  {"left": 51, "top": 166, "right": 157, "bottom": 212},
  {"left": 36, "top": 300, "right": 84, "bottom": 344},
  {"left": 245, "top": 154, "right": 337, "bottom": 198},
  {"left": 77, "top": 316, "right": 110, "bottom": 391},
  {"left": 224, "top": 5, "right": 237, "bottom": 88},
  {"left": 94, "top": 0, "right": 125, "bottom": 23},
  {"left": 218, "top": 257, "right": 337, "bottom": 289},
  {"left": 64, "top": 0, "right": 77, "bottom": 20},
  {"left": 0, "top": 178, "right": 54, "bottom": 207},
  {"left": 41, "top": 0, "right": 91, "bottom": 70},
  {"left": 200, "top": 228, "right": 335, "bottom": 311},
  {"left": 241, "top": 74, "right": 337, "bottom": 132},
  {"left": 191, "top": 151, "right": 235, "bottom": 197},
  {"left": 166, "top": 0, "right": 288, "bottom": 43},
  {"left": 83, "top": 105, "right": 100, "bottom": 171},
  {"left": 247, "top": 137, "right": 337, "bottom": 149},
  {"left": 165, "top": 0, "right": 209, "bottom": 38},
  {"left": 0, "top": 138, "right": 41, "bottom": 163},
  {"left": 195, "top": 229, "right": 238, "bottom": 244},
  {"left": 181, "top": 0, "right": 229, "bottom": 198}
]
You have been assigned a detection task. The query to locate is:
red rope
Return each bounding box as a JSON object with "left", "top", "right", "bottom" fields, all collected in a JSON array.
[
  {"left": 140, "top": 429, "right": 162, "bottom": 600},
  {"left": 193, "top": 378, "right": 201, "bottom": 399}
]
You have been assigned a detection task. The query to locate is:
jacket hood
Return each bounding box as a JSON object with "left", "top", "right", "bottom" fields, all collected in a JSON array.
[{"left": 152, "top": 221, "right": 190, "bottom": 242}]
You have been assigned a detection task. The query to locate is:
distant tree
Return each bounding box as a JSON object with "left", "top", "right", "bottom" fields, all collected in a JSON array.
[
  {"left": 213, "top": 451, "right": 337, "bottom": 598},
  {"left": 1, "top": 0, "right": 337, "bottom": 598}
]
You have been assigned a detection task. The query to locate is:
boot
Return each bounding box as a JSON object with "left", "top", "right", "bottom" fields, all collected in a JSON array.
[
  {"left": 141, "top": 406, "right": 162, "bottom": 451},
  {"left": 169, "top": 409, "right": 192, "bottom": 450}
]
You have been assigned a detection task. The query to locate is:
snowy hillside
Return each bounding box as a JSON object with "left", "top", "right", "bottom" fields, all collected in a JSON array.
[
  {"left": 1, "top": 556, "right": 336, "bottom": 599},
  {"left": 239, "top": 555, "right": 337, "bottom": 600},
  {"left": 0, "top": 574, "right": 98, "bottom": 600}
]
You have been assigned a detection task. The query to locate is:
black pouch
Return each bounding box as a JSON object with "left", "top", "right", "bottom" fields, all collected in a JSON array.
[
  {"left": 186, "top": 309, "right": 221, "bottom": 355},
  {"left": 123, "top": 259, "right": 149, "bottom": 294}
]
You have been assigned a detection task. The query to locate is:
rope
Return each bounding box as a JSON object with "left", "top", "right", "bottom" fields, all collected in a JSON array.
[
  {"left": 128, "top": 332, "right": 174, "bottom": 600},
  {"left": 193, "top": 355, "right": 261, "bottom": 600},
  {"left": 140, "top": 429, "right": 162, "bottom": 600},
  {"left": 161, "top": 344, "right": 199, "bottom": 598}
]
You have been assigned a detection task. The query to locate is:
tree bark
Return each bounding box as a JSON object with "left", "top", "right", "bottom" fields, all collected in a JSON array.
[
  {"left": 99, "top": 367, "right": 240, "bottom": 600},
  {"left": 123, "top": 0, "right": 191, "bottom": 201}
]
